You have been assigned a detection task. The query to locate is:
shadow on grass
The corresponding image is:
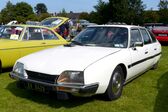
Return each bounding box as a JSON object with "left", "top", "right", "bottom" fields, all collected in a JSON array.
[
  {"left": 154, "top": 71, "right": 168, "bottom": 112},
  {"left": 160, "top": 42, "right": 168, "bottom": 46},
  {"left": 6, "top": 81, "right": 100, "bottom": 108},
  {"left": 1, "top": 67, "right": 12, "bottom": 73}
]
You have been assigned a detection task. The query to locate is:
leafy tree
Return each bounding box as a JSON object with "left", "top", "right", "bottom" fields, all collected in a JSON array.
[
  {"left": 158, "top": 0, "right": 168, "bottom": 10},
  {"left": 27, "top": 14, "right": 39, "bottom": 21},
  {"left": 14, "top": 2, "right": 34, "bottom": 23},
  {"left": 158, "top": 0, "right": 168, "bottom": 24},
  {"left": 34, "top": 3, "right": 48, "bottom": 15},
  {"left": 57, "top": 8, "right": 68, "bottom": 17},
  {"left": 38, "top": 13, "right": 51, "bottom": 21},
  {"left": 79, "top": 12, "right": 90, "bottom": 20},
  {"left": 0, "top": 1, "right": 15, "bottom": 24},
  {"left": 93, "top": 0, "right": 110, "bottom": 24},
  {"left": 92, "top": 0, "right": 145, "bottom": 25},
  {"left": 127, "top": 0, "right": 146, "bottom": 25},
  {"left": 143, "top": 10, "right": 160, "bottom": 23}
]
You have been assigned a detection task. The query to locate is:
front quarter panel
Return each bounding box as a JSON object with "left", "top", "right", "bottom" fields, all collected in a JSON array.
[{"left": 84, "top": 49, "right": 131, "bottom": 94}]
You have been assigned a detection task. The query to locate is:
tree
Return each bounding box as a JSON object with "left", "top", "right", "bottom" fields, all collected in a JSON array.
[
  {"left": 38, "top": 13, "right": 51, "bottom": 21},
  {"left": 158, "top": 0, "right": 168, "bottom": 10},
  {"left": 93, "top": 0, "right": 109, "bottom": 24},
  {"left": 0, "top": 1, "right": 15, "bottom": 24},
  {"left": 127, "top": 0, "right": 146, "bottom": 25},
  {"left": 92, "top": 0, "right": 145, "bottom": 25},
  {"left": 143, "top": 10, "right": 160, "bottom": 23},
  {"left": 158, "top": 0, "right": 168, "bottom": 24},
  {"left": 34, "top": 3, "right": 48, "bottom": 15},
  {"left": 14, "top": 2, "right": 34, "bottom": 23},
  {"left": 57, "top": 8, "right": 68, "bottom": 17},
  {"left": 79, "top": 12, "right": 90, "bottom": 20}
]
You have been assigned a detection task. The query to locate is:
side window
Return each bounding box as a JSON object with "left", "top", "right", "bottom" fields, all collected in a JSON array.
[
  {"left": 23, "top": 28, "right": 28, "bottom": 40},
  {"left": 24, "top": 27, "right": 43, "bottom": 40},
  {"left": 130, "top": 29, "right": 142, "bottom": 47},
  {"left": 140, "top": 29, "right": 152, "bottom": 44},
  {"left": 148, "top": 31, "right": 157, "bottom": 43},
  {"left": 42, "top": 28, "right": 58, "bottom": 40}
]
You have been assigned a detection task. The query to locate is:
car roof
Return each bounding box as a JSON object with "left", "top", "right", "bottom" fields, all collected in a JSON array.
[
  {"left": 88, "top": 25, "right": 144, "bottom": 29},
  {"left": 4, "top": 24, "right": 52, "bottom": 29}
]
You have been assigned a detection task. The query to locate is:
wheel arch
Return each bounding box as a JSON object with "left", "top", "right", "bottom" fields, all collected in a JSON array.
[{"left": 118, "top": 63, "right": 127, "bottom": 81}]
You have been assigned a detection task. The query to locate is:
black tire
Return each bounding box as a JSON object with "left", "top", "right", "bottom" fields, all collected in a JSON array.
[{"left": 104, "top": 66, "right": 124, "bottom": 101}]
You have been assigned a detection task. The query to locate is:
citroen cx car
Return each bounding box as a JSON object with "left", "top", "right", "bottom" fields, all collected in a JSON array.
[{"left": 10, "top": 25, "right": 161, "bottom": 100}]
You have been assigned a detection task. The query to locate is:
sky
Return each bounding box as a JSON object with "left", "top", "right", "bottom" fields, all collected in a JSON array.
[{"left": 0, "top": 0, "right": 160, "bottom": 13}]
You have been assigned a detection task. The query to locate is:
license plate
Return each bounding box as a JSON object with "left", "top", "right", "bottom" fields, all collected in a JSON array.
[
  {"left": 26, "top": 83, "right": 46, "bottom": 92},
  {"left": 158, "top": 34, "right": 167, "bottom": 36}
]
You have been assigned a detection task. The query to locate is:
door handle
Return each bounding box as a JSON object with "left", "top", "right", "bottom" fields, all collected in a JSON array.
[
  {"left": 145, "top": 51, "right": 148, "bottom": 54},
  {"left": 41, "top": 42, "right": 46, "bottom": 44}
]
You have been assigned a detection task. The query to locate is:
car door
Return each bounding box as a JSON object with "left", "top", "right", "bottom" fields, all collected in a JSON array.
[
  {"left": 0, "top": 25, "right": 24, "bottom": 68},
  {"left": 139, "top": 28, "right": 154, "bottom": 67},
  {"left": 145, "top": 29, "right": 161, "bottom": 65},
  {"left": 20, "top": 27, "right": 67, "bottom": 57},
  {"left": 20, "top": 27, "right": 49, "bottom": 57},
  {"left": 128, "top": 28, "right": 150, "bottom": 79},
  {"left": 41, "top": 28, "right": 67, "bottom": 47}
]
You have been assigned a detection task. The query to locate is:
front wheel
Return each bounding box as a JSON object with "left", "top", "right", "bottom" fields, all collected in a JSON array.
[{"left": 104, "top": 66, "right": 124, "bottom": 101}]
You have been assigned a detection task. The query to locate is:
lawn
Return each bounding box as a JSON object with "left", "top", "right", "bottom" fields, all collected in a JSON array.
[{"left": 0, "top": 46, "right": 168, "bottom": 112}]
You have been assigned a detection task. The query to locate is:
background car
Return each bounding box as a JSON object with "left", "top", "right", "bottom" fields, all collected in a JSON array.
[
  {"left": 152, "top": 26, "right": 168, "bottom": 42},
  {"left": 0, "top": 25, "right": 68, "bottom": 71},
  {"left": 10, "top": 25, "right": 161, "bottom": 100}
]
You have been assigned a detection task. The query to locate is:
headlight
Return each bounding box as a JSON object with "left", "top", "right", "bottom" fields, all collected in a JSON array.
[
  {"left": 57, "top": 71, "right": 84, "bottom": 85},
  {"left": 13, "top": 62, "right": 24, "bottom": 75}
]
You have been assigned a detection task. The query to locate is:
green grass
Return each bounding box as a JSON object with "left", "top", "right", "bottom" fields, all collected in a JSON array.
[{"left": 0, "top": 46, "right": 168, "bottom": 112}]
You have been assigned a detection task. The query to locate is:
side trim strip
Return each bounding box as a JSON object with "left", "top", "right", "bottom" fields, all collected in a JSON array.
[{"left": 128, "top": 52, "right": 161, "bottom": 69}]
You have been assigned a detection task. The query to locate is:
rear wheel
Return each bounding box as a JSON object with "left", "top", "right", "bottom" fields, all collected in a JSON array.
[
  {"left": 151, "top": 62, "right": 159, "bottom": 70},
  {"left": 104, "top": 66, "right": 124, "bottom": 101}
]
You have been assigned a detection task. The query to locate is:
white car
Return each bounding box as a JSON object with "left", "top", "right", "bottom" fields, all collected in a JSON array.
[{"left": 10, "top": 25, "right": 161, "bottom": 100}]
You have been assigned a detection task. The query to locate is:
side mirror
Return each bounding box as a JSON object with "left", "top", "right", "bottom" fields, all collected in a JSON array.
[
  {"left": 134, "top": 42, "right": 143, "bottom": 47},
  {"left": 132, "top": 42, "right": 143, "bottom": 50}
]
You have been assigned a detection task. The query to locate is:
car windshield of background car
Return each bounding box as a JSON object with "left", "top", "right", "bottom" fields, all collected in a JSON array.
[
  {"left": 73, "top": 27, "right": 128, "bottom": 48},
  {"left": 0, "top": 26, "right": 23, "bottom": 40},
  {"left": 40, "top": 18, "right": 63, "bottom": 28}
]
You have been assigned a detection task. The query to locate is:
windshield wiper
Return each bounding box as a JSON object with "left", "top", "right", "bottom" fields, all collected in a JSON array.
[{"left": 64, "top": 40, "right": 83, "bottom": 47}]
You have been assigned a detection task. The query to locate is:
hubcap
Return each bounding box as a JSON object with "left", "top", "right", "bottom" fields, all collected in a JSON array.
[{"left": 112, "top": 72, "right": 122, "bottom": 95}]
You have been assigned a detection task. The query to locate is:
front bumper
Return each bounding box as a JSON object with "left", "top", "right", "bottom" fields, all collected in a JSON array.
[{"left": 9, "top": 72, "right": 99, "bottom": 96}]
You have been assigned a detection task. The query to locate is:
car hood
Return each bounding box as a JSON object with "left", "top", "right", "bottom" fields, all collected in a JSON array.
[{"left": 19, "top": 46, "right": 121, "bottom": 75}]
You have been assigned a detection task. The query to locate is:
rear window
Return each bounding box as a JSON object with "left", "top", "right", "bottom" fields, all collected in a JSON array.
[
  {"left": 149, "top": 31, "right": 157, "bottom": 43},
  {"left": 153, "top": 26, "right": 168, "bottom": 31}
]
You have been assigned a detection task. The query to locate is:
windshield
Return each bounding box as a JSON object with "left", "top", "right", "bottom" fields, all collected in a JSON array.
[
  {"left": 0, "top": 26, "right": 23, "bottom": 40},
  {"left": 73, "top": 27, "right": 128, "bottom": 48},
  {"left": 40, "top": 18, "right": 63, "bottom": 28}
]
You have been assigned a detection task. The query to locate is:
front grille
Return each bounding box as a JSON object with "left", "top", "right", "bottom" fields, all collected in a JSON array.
[{"left": 26, "top": 70, "right": 59, "bottom": 84}]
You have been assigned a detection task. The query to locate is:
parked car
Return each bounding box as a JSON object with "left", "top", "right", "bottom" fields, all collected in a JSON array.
[
  {"left": 10, "top": 25, "right": 161, "bottom": 100},
  {"left": 0, "top": 25, "right": 68, "bottom": 71},
  {"left": 144, "top": 23, "right": 165, "bottom": 31},
  {"left": 152, "top": 26, "right": 168, "bottom": 42}
]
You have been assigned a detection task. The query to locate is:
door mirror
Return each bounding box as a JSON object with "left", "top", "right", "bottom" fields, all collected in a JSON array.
[
  {"left": 132, "top": 42, "right": 143, "bottom": 50},
  {"left": 134, "top": 42, "right": 143, "bottom": 47}
]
